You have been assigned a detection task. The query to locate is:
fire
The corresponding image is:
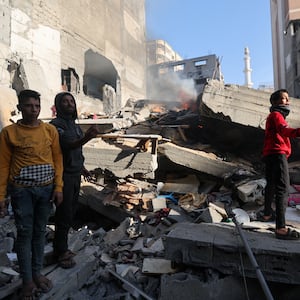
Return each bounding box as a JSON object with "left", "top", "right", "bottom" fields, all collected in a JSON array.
[{"left": 178, "top": 90, "right": 197, "bottom": 112}]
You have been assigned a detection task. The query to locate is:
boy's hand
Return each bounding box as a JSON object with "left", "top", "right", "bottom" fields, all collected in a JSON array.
[
  {"left": 52, "top": 191, "right": 63, "bottom": 207},
  {"left": 0, "top": 201, "right": 7, "bottom": 218},
  {"left": 85, "top": 125, "right": 100, "bottom": 140}
]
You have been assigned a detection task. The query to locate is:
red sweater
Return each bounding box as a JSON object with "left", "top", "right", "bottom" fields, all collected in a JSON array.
[{"left": 263, "top": 111, "right": 300, "bottom": 158}]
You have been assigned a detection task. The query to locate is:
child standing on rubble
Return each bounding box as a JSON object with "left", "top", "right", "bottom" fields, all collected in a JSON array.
[
  {"left": 259, "top": 89, "right": 300, "bottom": 240},
  {"left": 0, "top": 89, "right": 63, "bottom": 298},
  {"left": 50, "top": 92, "right": 99, "bottom": 268}
]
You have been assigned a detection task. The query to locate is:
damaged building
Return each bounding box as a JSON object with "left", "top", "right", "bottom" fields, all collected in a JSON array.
[{"left": 0, "top": 0, "right": 146, "bottom": 123}]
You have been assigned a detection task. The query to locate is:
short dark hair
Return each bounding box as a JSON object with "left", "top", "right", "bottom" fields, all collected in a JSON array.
[
  {"left": 270, "top": 89, "right": 288, "bottom": 105},
  {"left": 18, "top": 89, "right": 41, "bottom": 104}
]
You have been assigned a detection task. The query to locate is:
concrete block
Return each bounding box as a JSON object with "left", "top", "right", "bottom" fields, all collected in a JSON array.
[
  {"left": 142, "top": 258, "right": 177, "bottom": 274},
  {"left": 236, "top": 178, "right": 266, "bottom": 203}
]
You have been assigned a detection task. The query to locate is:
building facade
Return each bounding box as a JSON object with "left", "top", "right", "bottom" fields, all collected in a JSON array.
[
  {"left": 146, "top": 39, "right": 182, "bottom": 65},
  {"left": 147, "top": 55, "right": 224, "bottom": 103},
  {"left": 270, "top": 0, "right": 300, "bottom": 97},
  {"left": 0, "top": 0, "right": 146, "bottom": 118}
]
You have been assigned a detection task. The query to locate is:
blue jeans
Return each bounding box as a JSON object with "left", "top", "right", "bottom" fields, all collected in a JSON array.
[{"left": 10, "top": 184, "right": 53, "bottom": 283}]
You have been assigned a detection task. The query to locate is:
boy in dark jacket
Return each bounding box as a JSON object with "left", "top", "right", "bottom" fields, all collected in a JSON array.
[
  {"left": 50, "top": 92, "right": 99, "bottom": 268},
  {"left": 259, "top": 89, "right": 300, "bottom": 240}
]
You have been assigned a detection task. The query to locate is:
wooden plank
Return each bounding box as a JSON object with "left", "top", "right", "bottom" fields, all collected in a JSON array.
[{"left": 97, "top": 133, "right": 162, "bottom": 140}]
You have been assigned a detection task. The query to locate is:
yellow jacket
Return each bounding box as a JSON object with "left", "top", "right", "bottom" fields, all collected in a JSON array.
[{"left": 0, "top": 121, "right": 63, "bottom": 201}]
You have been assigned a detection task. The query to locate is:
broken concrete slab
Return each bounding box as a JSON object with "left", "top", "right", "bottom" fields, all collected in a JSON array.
[
  {"left": 201, "top": 79, "right": 270, "bottom": 128},
  {"left": 83, "top": 138, "right": 158, "bottom": 179},
  {"left": 40, "top": 246, "right": 100, "bottom": 300},
  {"left": 160, "top": 272, "right": 264, "bottom": 300},
  {"left": 164, "top": 222, "right": 300, "bottom": 284},
  {"left": 199, "top": 79, "right": 300, "bottom": 162},
  {"left": 201, "top": 79, "right": 300, "bottom": 129},
  {"left": 158, "top": 142, "right": 241, "bottom": 178}
]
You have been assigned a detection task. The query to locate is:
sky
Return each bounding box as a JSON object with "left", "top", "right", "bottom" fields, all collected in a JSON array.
[{"left": 145, "top": 0, "right": 274, "bottom": 89}]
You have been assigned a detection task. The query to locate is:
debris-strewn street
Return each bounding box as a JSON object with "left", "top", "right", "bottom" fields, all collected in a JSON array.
[{"left": 1, "top": 82, "right": 300, "bottom": 300}]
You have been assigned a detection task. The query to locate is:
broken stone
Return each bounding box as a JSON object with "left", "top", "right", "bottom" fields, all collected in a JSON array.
[
  {"left": 142, "top": 258, "right": 177, "bottom": 274},
  {"left": 195, "top": 206, "right": 224, "bottom": 223},
  {"left": 236, "top": 178, "right": 266, "bottom": 204},
  {"left": 151, "top": 197, "right": 167, "bottom": 212},
  {"left": 131, "top": 237, "right": 164, "bottom": 255},
  {"left": 103, "top": 218, "right": 131, "bottom": 246},
  {"left": 115, "top": 264, "right": 139, "bottom": 277}
]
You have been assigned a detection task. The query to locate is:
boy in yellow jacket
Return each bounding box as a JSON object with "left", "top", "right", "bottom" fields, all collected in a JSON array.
[{"left": 0, "top": 89, "right": 63, "bottom": 299}]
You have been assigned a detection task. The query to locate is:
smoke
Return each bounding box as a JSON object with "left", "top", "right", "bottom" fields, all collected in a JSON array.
[{"left": 147, "top": 71, "right": 197, "bottom": 106}]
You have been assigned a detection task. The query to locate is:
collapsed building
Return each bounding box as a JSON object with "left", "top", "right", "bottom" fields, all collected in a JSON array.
[{"left": 2, "top": 77, "right": 300, "bottom": 299}]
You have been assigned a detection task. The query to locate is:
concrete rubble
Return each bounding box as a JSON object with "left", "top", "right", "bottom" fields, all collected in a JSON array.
[{"left": 1, "top": 81, "right": 300, "bottom": 299}]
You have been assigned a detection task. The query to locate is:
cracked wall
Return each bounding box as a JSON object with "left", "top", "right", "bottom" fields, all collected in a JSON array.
[{"left": 0, "top": 0, "right": 146, "bottom": 118}]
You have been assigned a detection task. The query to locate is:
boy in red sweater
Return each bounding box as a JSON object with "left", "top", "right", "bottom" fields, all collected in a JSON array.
[{"left": 260, "top": 89, "right": 300, "bottom": 240}]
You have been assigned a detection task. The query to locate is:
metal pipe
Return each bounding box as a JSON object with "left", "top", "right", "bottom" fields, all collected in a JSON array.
[{"left": 226, "top": 205, "right": 274, "bottom": 300}]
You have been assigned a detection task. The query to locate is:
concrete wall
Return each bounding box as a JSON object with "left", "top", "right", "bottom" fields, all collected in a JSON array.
[
  {"left": 0, "top": 0, "right": 146, "bottom": 118},
  {"left": 270, "top": 0, "right": 300, "bottom": 98}
]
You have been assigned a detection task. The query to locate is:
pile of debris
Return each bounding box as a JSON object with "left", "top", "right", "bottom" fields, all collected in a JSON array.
[{"left": 1, "top": 81, "right": 300, "bottom": 299}]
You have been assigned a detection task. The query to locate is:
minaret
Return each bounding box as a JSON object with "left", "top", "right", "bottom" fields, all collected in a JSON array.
[{"left": 243, "top": 47, "right": 253, "bottom": 88}]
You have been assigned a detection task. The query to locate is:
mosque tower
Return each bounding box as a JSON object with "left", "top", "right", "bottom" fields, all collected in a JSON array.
[{"left": 243, "top": 47, "right": 253, "bottom": 88}]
